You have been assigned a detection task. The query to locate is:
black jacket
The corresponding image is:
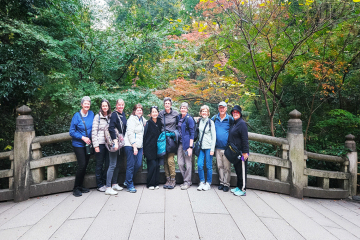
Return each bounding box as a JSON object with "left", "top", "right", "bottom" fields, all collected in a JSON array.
[
  {"left": 228, "top": 118, "right": 249, "bottom": 154},
  {"left": 143, "top": 118, "right": 162, "bottom": 160},
  {"left": 109, "top": 111, "right": 127, "bottom": 140}
]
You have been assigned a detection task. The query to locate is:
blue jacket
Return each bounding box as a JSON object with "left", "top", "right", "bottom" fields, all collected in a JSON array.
[
  {"left": 69, "top": 111, "right": 95, "bottom": 147},
  {"left": 176, "top": 114, "right": 195, "bottom": 150},
  {"left": 212, "top": 113, "right": 234, "bottom": 150}
]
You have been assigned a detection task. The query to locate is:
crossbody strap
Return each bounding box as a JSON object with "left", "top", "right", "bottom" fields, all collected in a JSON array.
[
  {"left": 79, "top": 111, "right": 88, "bottom": 138},
  {"left": 116, "top": 112, "right": 124, "bottom": 134},
  {"left": 199, "top": 120, "right": 209, "bottom": 148}
]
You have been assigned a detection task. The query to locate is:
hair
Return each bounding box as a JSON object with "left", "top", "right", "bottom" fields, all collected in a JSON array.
[
  {"left": 149, "top": 106, "right": 159, "bottom": 114},
  {"left": 199, "top": 105, "right": 210, "bottom": 117},
  {"left": 132, "top": 103, "right": 143, "bottom": 115},
  {"left": 99, "top": 99, "right": 111, "bottom": 116},
  {"left": 81, "top": 96, "right": 91, "bottom": 105},
  {"left": 180, "top": 102, "right": 189, "bottom": 109},
  {"left": 163, "top": 97, "right": 172, "bottom": 105},
  {"left": 116, "top": 99, "right": 125, "bottom": 105}
]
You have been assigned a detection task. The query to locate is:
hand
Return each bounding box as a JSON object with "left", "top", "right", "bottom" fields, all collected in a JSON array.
[
  {"left": 133, "top": 146, "right": 138, "bottom": 155},
  {"left": 95, "top": 147, "right": 100, "bottom": 153},
  {"left": 187, "top": 148, "right": 193, "bottom": 157},
  {"left": 210, "top": 151, "right": 214, "bottom": 156},
  {"left": 242, "top": 153, "right": 249, "bottom": 161},
  {"left": 114, "top": 142, "right": 119, "bottom": 151},
  {"left": 82, "top": 136, "right": 91, "bottom": 145}
]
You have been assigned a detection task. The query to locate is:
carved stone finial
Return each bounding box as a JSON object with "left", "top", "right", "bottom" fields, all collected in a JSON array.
[
  {"left": 16, "top": 105, "right": 32, "bottom": 115},
  {"left": 289, "top": 109, "right": 301, "bottom": 119},
  {"left": 345, "top": 134, "right": 355, "bottom": 141}
]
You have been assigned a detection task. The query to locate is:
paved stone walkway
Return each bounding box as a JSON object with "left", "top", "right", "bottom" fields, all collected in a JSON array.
[{"left": 0, "top": 185, "right": 359, "bottom": 240}]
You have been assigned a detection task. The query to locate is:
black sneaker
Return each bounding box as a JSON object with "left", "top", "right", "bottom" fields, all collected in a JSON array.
[
  {"left": 223, "top": 186, "right": 230, "bottom": 192},
  {"left": 79, "top": 187, "right": 90, "bottom": 193},
  {"left": 73, "top": 188, "right": 82, "bottom": 197},
  {"left": 218, "top": 184, "right": 224, "bottom": 190}
]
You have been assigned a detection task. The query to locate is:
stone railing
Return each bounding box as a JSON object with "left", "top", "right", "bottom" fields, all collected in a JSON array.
[{"left": 0, "top": 106, "right": 357, "bottom": 202}]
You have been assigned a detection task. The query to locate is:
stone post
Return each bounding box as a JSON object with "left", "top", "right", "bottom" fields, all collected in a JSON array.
[
  {"left": 345, "top": 134, "right": 357, "bottom": 196},
  {"left": 13, "top": 105, "right": 35, "bottom": 202},
  {"left": 287, "top": 110, "right": 306, "bottom": 198}
]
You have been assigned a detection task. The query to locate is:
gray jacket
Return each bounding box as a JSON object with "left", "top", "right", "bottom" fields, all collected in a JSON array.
[
  {"left": 91, "top": 113, "right": 110, "bottom": 148},
  {"left": 159, "top": 108, "right": 179, "bottom": 132},
  {"left": 198, "top": 117, "right": 216, "bottom": 152}
]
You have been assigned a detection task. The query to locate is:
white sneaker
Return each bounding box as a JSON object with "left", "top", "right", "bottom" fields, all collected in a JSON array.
[
  {"left": 105, "top": 187, "right": 118, "bottom": 195},
  {"left": 149, "top": 186, "right": 155, "bottom": 190},
  {"left": 97, "top": 185, "right": 106, "bottom": 192},
  {"left": 155, "top": 186, "right": 159, "bottom": 190},
  {"left": 112, "top": 184, "right": 123, "bottom": 191},
  {"left": 197, "top": 182, "right": 205, "bottom": 191},
  {"left": 203, "top": 182, "right": 211, "bottom": 191}
]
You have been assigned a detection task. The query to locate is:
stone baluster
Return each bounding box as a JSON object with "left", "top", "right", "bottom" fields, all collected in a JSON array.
[
  {"left": 31, "top": 142, "right": 44, "bottom": 183},
  {"left": 345, "top": 134, "right": 357, "bottom": 196},
  {"left": 276, "top": 144, "right": 290, "bottom": 182}
]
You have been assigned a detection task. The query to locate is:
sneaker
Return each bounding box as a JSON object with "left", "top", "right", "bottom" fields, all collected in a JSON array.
[
  {"left": 123, "top": 182, "right": 127, "bottom": 188},
  {"left": 97, "top": 185, "right": 107, "bottom": 192},
  {"left": 112, "top": 184, "right": 123, "bottom": 191},
  {"left": 218, "top": 184, "right": 224, "bottom": 190},
  {"left": 155, "top": 186, "right": 159, "bottom": 190},
  {"left": 127, "top": 187, "right": 137, "bottom": 193},
  {"left": 105, "top": 187, "right": 118, "bottom": 195},
  {"left": 223, "top": 186, "right": 230, "bottom": 192},
  {"left": 73, "top": 188, "right": 82, "bottom": 197},
  {"left": 79, "top": 187, "right": 90, "bottom": 193},
  {"left": 181, "top": 182, "right": 190, "bottom": 190},
  {"left": 197, "top": 182, "right": 205, "bottom": 191},
  {"left": 149, "top": 186, "right": 155, "bottom": 190},
  {"left": 167, "top": 178, "right": 176, "bottom": 189},
  {"left": 231, "top": 187, "right": 240, "bottom": 193},
  {"left": 234, "top": 190, "right": 246, "bottom": 196},
  {"left": 203, "top": 182, "right": 211, "bottom": 191}
]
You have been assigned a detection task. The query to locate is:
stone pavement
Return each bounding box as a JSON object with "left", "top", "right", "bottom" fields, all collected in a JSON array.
[{"left": 0, "top": 185, "right": 359, "bottom": 240}]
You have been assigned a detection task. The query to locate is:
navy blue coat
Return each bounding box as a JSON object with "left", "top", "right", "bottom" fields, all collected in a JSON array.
[{"left": 176, "top": 114, "right": 195, "bottom": 150}]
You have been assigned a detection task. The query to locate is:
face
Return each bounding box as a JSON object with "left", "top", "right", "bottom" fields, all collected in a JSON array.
[
  {"left": 232, "top": 110, "right": 241, "bottom": 120},
  {"left": 151, "top": 108, "right": 159, "bottom": 119},
  {"left": 201, "top": 109, "right": 208, "bottom": 118},
  {"left": 101, "top": 102, "right": 109, "bottom": 113},
  {"left": 164, "top": 100, "right": 171, "bottom": 111},
  {"left": 135, "top": 107, "right": 143, "bottom": 117},
  {"left": 218, "top": 106, "right": 227, "bottom": 115},
  {"left": 116, "top": 101, "right": 125, "bottom": 113},
  {"left": 81, "top": 100, "right": 91, "bottom": 111},
  {"left": 180, "top": 106, "right": 188, "bottom": 115}
]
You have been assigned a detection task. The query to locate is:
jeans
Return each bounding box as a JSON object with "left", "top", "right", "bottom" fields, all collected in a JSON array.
[
  {"left": 197, "top": 149, "right": 212, "bottom": 183},
  {"left": 95, "top": 144, "right": 108, "bottom": 188},
  {"left": 73, "top": 146, "right": 91, "bottom": 189},
  {"left": 147, "top": 158, "right": 160, "bottom": 188},
  {"left": 125, "top": 146, "right": 143, "bottom": 189},
  {"left": 107, "top": 151, "right": 121, "bottom": 187}
]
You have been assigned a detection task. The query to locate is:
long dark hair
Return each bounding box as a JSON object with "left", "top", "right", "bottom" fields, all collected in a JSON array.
[{"left": 99, "top": 99, "right": 112, "bottom": 116}]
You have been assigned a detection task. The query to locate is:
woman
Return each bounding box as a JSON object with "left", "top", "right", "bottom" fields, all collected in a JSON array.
[
  {"left": 69, "top": 96, "right": 95, "bottom": 197},
  {"left": 176, "top": 102, "right": 195, "bottom": 190},
  {"left": 158, "top": 97, "right": 178, "bottom": 189},
  {"left": 228, "top": 105, "right": 249, "bottom": 196},
  {"left": 143, "top": 106, "right": 162, "bottom": 190},
  {"left": 106, "top": 98, "right": 127, "bottom": 191},
  {"left": 107, "top": 99, "right": 127, "bottom": 195},
  {"left": 92, "top": 99, "right": 111, "bottom": 192},
  {"left": 197, "top": 105, "right": 216, "bottom": 191},
  {"left": 124, "top": 104, "right": 147, "bottom": 193}
]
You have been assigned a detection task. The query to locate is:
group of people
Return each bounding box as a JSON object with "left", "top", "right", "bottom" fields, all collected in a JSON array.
[{"left": 69, "top": 96, "right": 249, "bottom": 197}]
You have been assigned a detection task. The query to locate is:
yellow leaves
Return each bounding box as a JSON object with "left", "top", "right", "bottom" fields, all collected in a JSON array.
[
  {"left": 177, "top": 19, "right": 182, "bottom": 23},
  {"left": 198, "top": 23, "right": 208, "bottom": 32},
  {"left": 4, "top": 145, "right": 12, "bottom": 151},
  {"left": 9, "top": 33, "right": 14, "bottom": 40},
  {"left": 259, "top": 3, "right": 265, "bottom": 7},
  {"left": 241, "top": 1, "right": 245, "bottom": 4},
  {"left": 353, "top": 0, "right": 360, "bottom": 2}
]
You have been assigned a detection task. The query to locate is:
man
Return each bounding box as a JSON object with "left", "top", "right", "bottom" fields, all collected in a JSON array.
[
  {"left": 212, "top": 101, "right": 234, "bottom": 192},
  {"left": 158, "top": 97, "right": 179, "bottom": 189}
]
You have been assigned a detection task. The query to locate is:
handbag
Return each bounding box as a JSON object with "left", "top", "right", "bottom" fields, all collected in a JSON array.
[
  {"left": 224, "top": 142, "right": 242, "bottom": 164},
  {"left": 193, "top": 120, "right": 209, "bottom": 157},
  {"left": 163, "top": 115, "right": 178, "bottom": 154},
  {"left": 79, "top": 112, "right": 95, "bottom": 155},
  {"left": 104, "top": 112, "right": 125, "bottom": 153}
]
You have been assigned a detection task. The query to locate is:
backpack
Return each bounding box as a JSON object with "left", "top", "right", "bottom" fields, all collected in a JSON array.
[
  {"left": 211, "top": 114, "right": 234, "bottom": 127},
  {"left": 177, "top": 114, "right": 199, "bottom": 141},
  {"left": 104, "top": 112, "right": 125, "bottom": 152}
]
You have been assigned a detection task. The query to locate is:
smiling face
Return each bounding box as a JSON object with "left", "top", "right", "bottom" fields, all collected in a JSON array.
[
  {"left": 151, "top": 108, "right": 159, "bottom": 119},
  {"left": 116, "top": 101, "right": 125, "bottom": 113},
  {"left": 218, "top": 106, "right": 227, "bottom": 115},
  {"left": 101, "top": 102, "right": 109, "bottom": 115},
  {"left": 201, "top": 109, "right": 208, "bottom": 118},
  {"left": 180, "top": 106, "right": 188, "bottom": 115},
  {"left": 135, "top": 107, "right": 143, "bottom": 118},
  {"left": 232, "top": 110, "right": 241, "bottom": 120},
  {"left": 81, "top": 100, "right": 91, "bottom": 112},
  {"left": 164, "top": 100, "right": 171, "bottom": 112}
]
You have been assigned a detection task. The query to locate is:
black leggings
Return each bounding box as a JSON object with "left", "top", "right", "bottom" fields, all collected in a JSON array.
[
  {"left": 147, "top": 158, "right": 160, "bottom": 188},
  {"left": 73, "top": 146, "right": 91, "bottom": 189},
  {"left": 234, "top": 160, "right": 248, "bottom": 190}
]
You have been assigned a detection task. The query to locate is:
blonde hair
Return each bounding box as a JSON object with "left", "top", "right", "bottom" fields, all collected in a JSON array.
[{"left": 199, "top": 105, "right": 210, "bottom": 117}]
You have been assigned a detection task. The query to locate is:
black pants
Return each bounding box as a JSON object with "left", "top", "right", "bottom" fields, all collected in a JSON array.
[
  {"left": 95, "top": 144, "right": 108, "bottom": 188},
  {"left": 147, "top": 158, "right": 160, "bottom": 188},
  {"left": 73, "top": 146, "right": 91, "bottom": 189},
  {"left": 234, "top": 160, "right": 248, "bottom": 190}
]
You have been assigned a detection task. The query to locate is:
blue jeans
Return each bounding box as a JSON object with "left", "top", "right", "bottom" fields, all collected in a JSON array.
[
  {"left": 95, "top": 144, "right": 108, "bottom": 188},
  {"left": 124, "top": 146, "right": 143, "bottom": 189},
  {"left": 107, "top": 151, "right": 120, "bottom": 187},
  {"left": 197, "top": 149, "right": 212, "bottom": 183}
]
